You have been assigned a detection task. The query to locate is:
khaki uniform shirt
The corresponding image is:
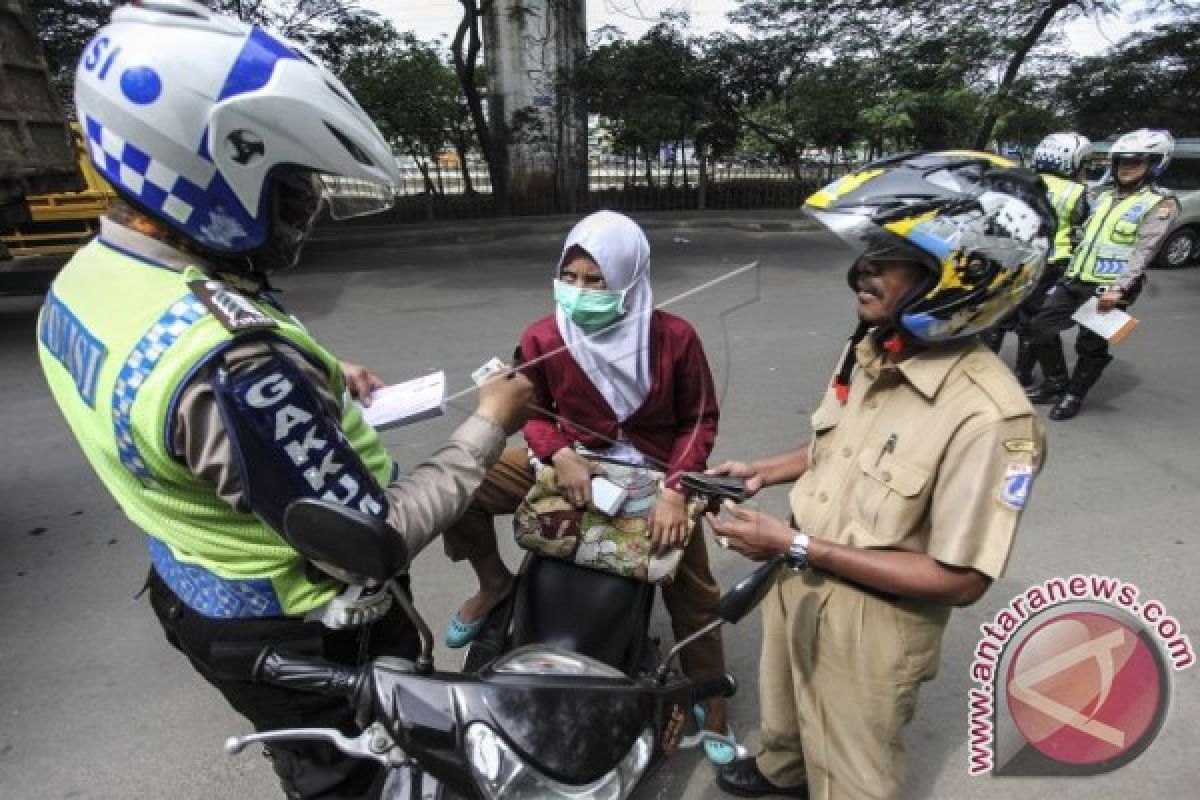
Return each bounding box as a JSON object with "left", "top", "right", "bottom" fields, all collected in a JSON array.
[
  {"left": 790, "top": 337, "right": 1046, "bottom": 580},
  {"left": 1112, "top": 194, "right": 1179, "bottom": 293}
]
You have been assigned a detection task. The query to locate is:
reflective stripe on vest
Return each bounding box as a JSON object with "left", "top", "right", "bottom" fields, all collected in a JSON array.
[
  {"left": 1042, "top": 174, "right": 1085, "bottom": 264},
  {"left": 1066, "top": 188, "right": 1163, "bottom": 285},
  {"left": 39, "top": 241, "right": 396, "bottom": 618},
  {"left": 112, "top": 294, "right": 208, "bottom": 483},
  {"left": 148, "top": 535, "right": 285, "bottom": 617}
]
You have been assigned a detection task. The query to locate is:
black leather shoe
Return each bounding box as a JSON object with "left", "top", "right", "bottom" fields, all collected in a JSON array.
[
  {"left": 716, "top": 756, "right": 808, "bottom": 798},
  {"left": 1025, "top": 381, "right": 1066, "bottom": 405},
  {"left": 1049, "top": 393, "right": 1084, "bottom": 420}
]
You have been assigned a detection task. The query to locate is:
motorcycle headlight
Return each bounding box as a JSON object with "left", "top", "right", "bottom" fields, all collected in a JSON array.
[
  {"left": 465, "top": 723, "right": 652, "bottom": 800},
  {"left": 491, "top": 646, "right": 626, "bottom": 679}
]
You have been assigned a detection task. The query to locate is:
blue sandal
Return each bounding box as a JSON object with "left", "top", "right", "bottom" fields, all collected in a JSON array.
[
  {"left": 681, "top": 704, "right": 744, "bottom": 766},
  {"left": 444, "top": 611, "right": 488, "bottom": 649}
]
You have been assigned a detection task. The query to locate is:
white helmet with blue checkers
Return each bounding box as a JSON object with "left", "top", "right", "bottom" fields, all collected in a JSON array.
[
  {"left": 1032, "top": 132, "right": 1093, "bottom": 179},
  {"left": 74, "top": 0, "right": 399, "bottom": 257}
]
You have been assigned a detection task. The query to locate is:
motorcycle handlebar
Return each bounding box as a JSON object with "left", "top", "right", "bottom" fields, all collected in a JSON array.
[
  {"left": 689, "top": 673, "right": 738, "bottom": 702},
  {"left": 253, "top": 648, "right": 364, "bottom": 701}
]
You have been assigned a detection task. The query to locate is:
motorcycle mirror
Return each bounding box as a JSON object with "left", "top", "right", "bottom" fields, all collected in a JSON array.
[
  {"left": 714, "top": 556, "right": 784, "bottom": 624},
  {"left": 282, "top": 498, "right": 407, "bottom": 584}
]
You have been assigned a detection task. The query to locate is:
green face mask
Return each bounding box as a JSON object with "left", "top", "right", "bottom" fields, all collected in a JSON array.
[{"left": 554, "top": 279, "right": 626, "bottom": 333}]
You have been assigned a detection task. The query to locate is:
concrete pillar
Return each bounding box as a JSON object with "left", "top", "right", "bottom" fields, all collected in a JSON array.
[{"left": 484, "top": 0, "right": 586, "bottom": 211}]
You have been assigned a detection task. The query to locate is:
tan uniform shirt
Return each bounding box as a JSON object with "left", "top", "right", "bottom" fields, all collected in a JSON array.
[
  {"left": 789, "top": 337, "right": 1046, "bottom": 580},
  {"left": 1112, "top": 193, "right": 1179, "bottom": 293},
  {"left": 103, "top": 219, "right": 507, "bottom": 559}
]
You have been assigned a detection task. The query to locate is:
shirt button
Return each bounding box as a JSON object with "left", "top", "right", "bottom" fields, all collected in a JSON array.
[
  {"left": 841, "top": 447, "right": 852, "bottom": 458},
  {"left": 818, "top": 492, "right": 829, "bottom": 503},
  {"left": 881, "top": 470, "right": 892, "bottom": 482}
]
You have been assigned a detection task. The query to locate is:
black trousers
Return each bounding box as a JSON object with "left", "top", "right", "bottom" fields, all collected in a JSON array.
[
  {"left": 148, "top": 570, "right": 420, "bottom": 800},
  {"left": 1026, "top": 277, "right": 1142, "bottom": 393},
  {"left": 1028, "top": 279, "right": 1141, "bottom": 349}
]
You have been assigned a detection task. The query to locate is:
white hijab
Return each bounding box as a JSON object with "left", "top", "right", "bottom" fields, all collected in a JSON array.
[{"left": 555, "top": 211, "right": 654, "bottom": 422}]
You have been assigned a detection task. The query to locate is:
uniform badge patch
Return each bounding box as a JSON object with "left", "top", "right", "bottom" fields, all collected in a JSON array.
[
  {"left": 188, "top": 278, "right": 278, "bottom": 333},
  {"left": 999, "top": 463, "right": 1034, "bottom": 510},
  {"left": 1003, "top": 438, "right": 1039, "bottom": 456}
]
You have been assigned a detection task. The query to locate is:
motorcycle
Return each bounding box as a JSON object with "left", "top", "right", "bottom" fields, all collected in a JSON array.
[{"left": 226, "top": 494, "right": 777, "bottom": 800}]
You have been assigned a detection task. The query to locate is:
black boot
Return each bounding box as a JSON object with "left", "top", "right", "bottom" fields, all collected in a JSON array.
[
  {"left": 1049, "top": 393, "right": 1083, "bottom": 420},
  {"left": 980, "top": 327, "right": 1005, "bottom": 353},
  {"left": 716, "top": 757, "right": 808, "bottom": 798},
  {"left": 1025, "top": 339, "right": 1068, "bottom": 404},
  {"left": 1049, "top": 355, "right": 1112, "bottom": 421},
  {"left": 1014, "top": 336, "right": 1036, "bottom": 388}
]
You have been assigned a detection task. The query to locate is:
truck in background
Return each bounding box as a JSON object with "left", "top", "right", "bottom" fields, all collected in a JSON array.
[{"left": 0, "top": 0, "right": 101, "bottom": 295}]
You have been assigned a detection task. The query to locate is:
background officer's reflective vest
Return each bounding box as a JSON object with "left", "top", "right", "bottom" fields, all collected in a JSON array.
[
  {"left": 37, "top": 240, "right": 395, "bottom": 618},
  {"left": 1041, "top": 173, "right": 1086, "bottom": 264},
  {"left": 1066, "top": 187, "right": 1164, "bottom": 285}
]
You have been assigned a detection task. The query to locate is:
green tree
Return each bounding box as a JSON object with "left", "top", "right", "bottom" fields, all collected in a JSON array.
[
  {"left": 1057, "top": 19, "right": 1200, "bottom": 139},
  {"left": 33, "top": 0, "right": 112, "bottom": 101},
  {"left": 576, "top": 16, "right": 708, "bottom": 187},
  {"left": 332, "top": 21, "right": 463, "bottom": 194},
  {"left": 727, "top": 0, "right": 1119, "bottom": 150}
]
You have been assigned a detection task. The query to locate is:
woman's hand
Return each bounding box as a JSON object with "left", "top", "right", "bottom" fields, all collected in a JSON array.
[
  {"left": 552, "top": 448, "right": 596, "bottom": 509},
  {"left": 341, "top": 361, "right": 385, "bottom": 405},
  {"left": 706, "top": 460, "right": 765, "bottom": 498},
  {"left": 648, "top": 487, "right": 690, "bottom": 556}
]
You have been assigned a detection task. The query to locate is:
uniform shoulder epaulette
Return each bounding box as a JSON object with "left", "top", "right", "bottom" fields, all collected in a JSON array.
[
  {"left": 187, "top": 277, "right": 279, "bottom": 334},
  {"left": 962, "top": 353, "right": 1033, "bottom": 420}
]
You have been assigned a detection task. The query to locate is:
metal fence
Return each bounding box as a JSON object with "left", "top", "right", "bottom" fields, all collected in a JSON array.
[{"left": 357, "top": 157, "right": 854, "bottom": 224}]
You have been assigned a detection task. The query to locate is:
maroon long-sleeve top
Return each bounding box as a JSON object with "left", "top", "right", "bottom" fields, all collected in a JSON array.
[{"left": 518, "top": 310, "right": 720, "bottom": 493}]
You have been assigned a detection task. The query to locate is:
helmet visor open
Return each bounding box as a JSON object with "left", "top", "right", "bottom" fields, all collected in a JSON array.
[
  {"left": 319, "top": 175, "right": 396, "bottom": 220},
  {"left": 808, "top": 209, "right": 933, "bottom": 267}
]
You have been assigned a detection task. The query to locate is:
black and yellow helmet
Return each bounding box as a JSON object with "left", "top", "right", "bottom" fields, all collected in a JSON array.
[{"left": 805, "top": 151, "right": 1055, "bottom": 344}]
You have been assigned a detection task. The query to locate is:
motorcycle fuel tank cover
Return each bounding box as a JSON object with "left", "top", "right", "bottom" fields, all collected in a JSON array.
[{"left": 459, "top": 681, "right": 656, "bottom": 785}]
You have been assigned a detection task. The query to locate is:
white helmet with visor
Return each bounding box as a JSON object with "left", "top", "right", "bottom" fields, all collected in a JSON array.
[
  {"left": 74, "top": 0, "right": 398, "bottom": 264},
  {"left": 1109, "top": 128, "right": 1175, "bottom": 178},
  {"left": 1032, "top": 132, "right": 1093, "bottom": 179}
]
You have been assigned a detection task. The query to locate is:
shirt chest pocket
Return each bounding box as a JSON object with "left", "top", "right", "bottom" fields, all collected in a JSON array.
[
  {"left": 854, "top": 450, "right": 932, "bottom": 546},
  {"left": 808, "top": 398, "right": 844, "bottom": 468},
  {"left": 1111, "top": 216, "right": 1139, "bottom": 246}
]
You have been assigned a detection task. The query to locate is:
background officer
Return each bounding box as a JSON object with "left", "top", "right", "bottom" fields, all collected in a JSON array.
[
  {"left": 1025, "top": 128, "right": 1179, "bottom": 420},
  {"left": 983, "top": 132, "right": 1092, "bottom": 386},
  {"left": 706, "top": 153, "right": 1051, "bottom": 800},
  {"left": 36, "top": 3, "right": 531, "bottom": 798}
]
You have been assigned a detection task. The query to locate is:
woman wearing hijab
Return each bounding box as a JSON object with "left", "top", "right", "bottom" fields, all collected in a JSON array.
[{"left": 440, "top": 211, "right": 735, "bottom": 760}]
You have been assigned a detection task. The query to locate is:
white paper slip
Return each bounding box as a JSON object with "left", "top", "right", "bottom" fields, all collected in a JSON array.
[
  {"left": 359, "top": 371, "right": 446, "bottom": 430},
  {"left": 1071, "top": 297, "right": 1139, "bottom": 344}
]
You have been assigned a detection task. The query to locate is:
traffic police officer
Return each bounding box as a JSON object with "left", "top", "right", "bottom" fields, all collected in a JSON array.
[
  {"left": 1025, "top": 128, "right": 1179, "bottom": 420},
  {"left": 983, "top": 132, "right": 1092, "bottom": 386},
  {"left": 36, "top": 4, "right": 531, "bottom": 798},
  {"left": 706, "top": 153, "right": 1050, "bottom": 800}
]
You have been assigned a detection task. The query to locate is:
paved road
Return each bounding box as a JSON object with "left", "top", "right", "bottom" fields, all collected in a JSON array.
[{"left": 1, "top": 222, "right": 1197, "bottom": 798}]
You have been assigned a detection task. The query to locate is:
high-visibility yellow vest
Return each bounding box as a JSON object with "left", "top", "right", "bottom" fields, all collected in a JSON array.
[
  {"left": 1066, "top": 187, "right": 1164, "bottom": 285},
  {"left": 1042, "top": 174, "right": 1087, "bottom": 264},
  {"left": 37, "top": 239, "right": 394, "bottom": 617}
]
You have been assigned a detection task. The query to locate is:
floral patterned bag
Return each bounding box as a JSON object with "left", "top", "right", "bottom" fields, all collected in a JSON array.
[{"left": 513, "top": 460, "right": 704, "bottom": 584}]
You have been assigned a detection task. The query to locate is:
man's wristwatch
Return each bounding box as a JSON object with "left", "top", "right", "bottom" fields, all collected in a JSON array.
[{"left": 787, "top": 532, "right": 811, "bottom": 570}]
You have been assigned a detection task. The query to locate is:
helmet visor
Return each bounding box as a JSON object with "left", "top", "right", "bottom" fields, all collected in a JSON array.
[
  {"left": 319, "top": 175, "right": 395, "bottom": 220},
  {"left": 807, "top": 209, "right": 931, "bottom": 266}
]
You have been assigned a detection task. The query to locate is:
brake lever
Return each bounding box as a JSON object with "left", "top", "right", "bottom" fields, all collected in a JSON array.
[{"left": 225, "top": 722, "right": 403, "bottom": 767}]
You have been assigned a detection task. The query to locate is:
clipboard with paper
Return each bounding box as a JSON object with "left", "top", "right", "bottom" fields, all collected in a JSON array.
[{"left": 1071, "top": 297, "right": 1139, "bottom": 345}]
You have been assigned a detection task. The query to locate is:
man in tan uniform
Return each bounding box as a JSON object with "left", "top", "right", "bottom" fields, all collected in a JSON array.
[{"left": 707, "top": 152, "right": 1052, "bottom": 799}]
